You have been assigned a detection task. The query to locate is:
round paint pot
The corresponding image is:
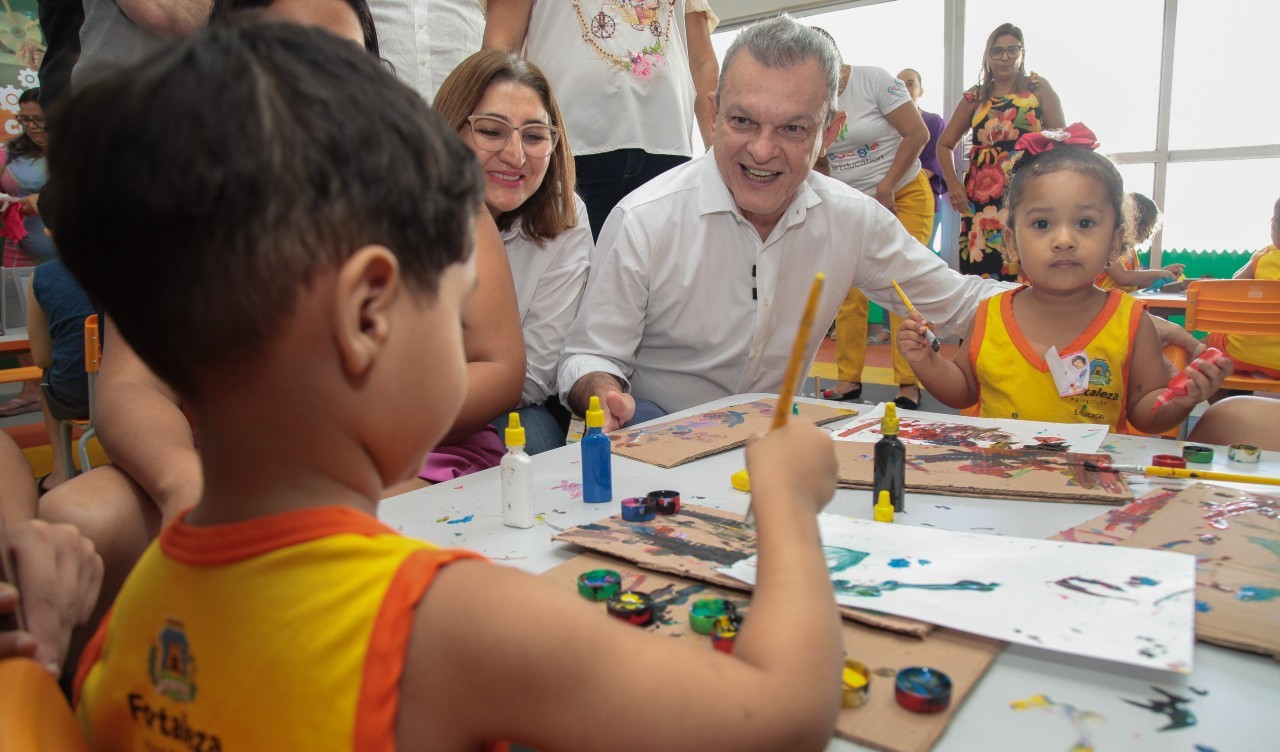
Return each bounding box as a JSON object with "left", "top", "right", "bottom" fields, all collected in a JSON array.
[
  {"left": 710, "top": 613, "right": 742, "bottom": 654},
  {"left": 620, "top": 496, "right": 656, "bottom": 522},
  {"left": 1181, "top": 445, "right": 1214, "bottom": 464},
  {"left": 841, "top": 659, "right": 870, "bottom": 709},
  {"left": 689, "top": 598, "right": 735, "bottom": 635},
  {"left": 894, "top": 667, "right": 952, "bottom": 714},
  {"left": 649, "top": 489, "right": 681, "bottom": 515},
  {"left": 576, "top": 569, "right": 622, "bottom": 601},
  {"left": 1151, "top": 454, "right": 1187, "bottom": 469},
  {"left": 606, "top": 591, "right": 654, "bottom": 626},
  {"left": 1229, "top": 444, "right": 1261, "bottom": 464}
]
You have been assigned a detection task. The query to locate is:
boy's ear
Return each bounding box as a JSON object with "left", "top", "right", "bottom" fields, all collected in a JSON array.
[
  {"left": 1110, "top": 224, "right": 1125, "bottom": 260},
  {"left": 334, "top": 245, "right": 400, "bottom": 378},
  {"left": 1004, "top": 226, "right": 1019, "bottom": 261}
]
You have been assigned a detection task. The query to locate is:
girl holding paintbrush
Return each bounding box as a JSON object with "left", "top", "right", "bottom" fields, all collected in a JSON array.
[{"left": 898, "top": 124, "right": 1230, "bottom": 435}]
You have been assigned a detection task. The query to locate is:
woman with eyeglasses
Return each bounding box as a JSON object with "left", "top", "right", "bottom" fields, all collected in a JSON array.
[
  {"left": 936, "top": 22, "right": 1064, "bottom": 281},
  {"left": 434, "top": 50, "right": 592, "bottom": 454},
  {"left": 0, "top": 88, "right": 55, "bottom": 418}
]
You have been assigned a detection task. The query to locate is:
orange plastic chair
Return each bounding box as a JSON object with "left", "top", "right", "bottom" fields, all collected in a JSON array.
[
  {"left": 0, "top": 657, "right": 90, "bottom": 751},
  {"left": 1185, "top": 279, "right": 1280, "bottom": 394}
]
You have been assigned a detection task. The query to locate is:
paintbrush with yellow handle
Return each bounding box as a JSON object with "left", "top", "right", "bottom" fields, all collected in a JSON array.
[
  {"left": 1088, "top": 462, "right": 1280, "bottom": 487},
  {"left": 743, "top": 272, "right": 826, "bottom": 524},
  {"left": 890, "top": 279, "right": 941, "bottom": 353}
]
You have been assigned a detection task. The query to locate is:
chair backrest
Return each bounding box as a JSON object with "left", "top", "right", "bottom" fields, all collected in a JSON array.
[
  {"left": 0, "top": 657, "right": 90, "bottom": 751},
  {"left": 84, "top": 314, "right": 101, "bottom": 375},
  {"left": 1185, "top": 279, "right": 1280, "bottom": 335}
]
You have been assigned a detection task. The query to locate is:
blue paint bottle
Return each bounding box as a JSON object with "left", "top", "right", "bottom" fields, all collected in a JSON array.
[{"left": 582, "top": 396, "right": 612, "bottom": 503}]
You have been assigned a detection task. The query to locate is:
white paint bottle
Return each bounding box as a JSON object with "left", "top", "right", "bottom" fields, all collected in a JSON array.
[{"left": 501, "top": 412, "right": 535, "bottom": 529}]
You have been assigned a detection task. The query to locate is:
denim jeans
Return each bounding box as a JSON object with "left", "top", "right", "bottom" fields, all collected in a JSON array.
[
  {"left": 493, "top": 402, "right": 569, "bottom": 456},
  {"left": 574, "top": 150, "right": 689, "bottom": 240}
]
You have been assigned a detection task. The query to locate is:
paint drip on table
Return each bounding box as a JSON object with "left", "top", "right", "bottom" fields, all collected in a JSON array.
[{"left": 1010, "top": 693, "right": 1104, "bottom": 752}]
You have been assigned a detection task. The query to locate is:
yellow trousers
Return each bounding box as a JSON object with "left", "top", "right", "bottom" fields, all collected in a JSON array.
[{"left": 836, "top": 169, "right": 936, "bottom": 385}]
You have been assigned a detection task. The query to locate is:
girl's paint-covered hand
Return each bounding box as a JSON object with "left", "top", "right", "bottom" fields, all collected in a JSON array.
[
  {"left": 1162, "top": 263, "right": 1185, "bottom": 277},
  {"left": 1163, "top": 352, "right": 1231, "bottom": 411},
  {"left": 897, "top": 310, "right": 937, "bottom": 363}
]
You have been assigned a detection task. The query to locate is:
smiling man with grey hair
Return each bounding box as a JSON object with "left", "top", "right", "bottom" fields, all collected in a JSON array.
[{"left": 556, "top": 14, "right": 1008, "bottom": 429}]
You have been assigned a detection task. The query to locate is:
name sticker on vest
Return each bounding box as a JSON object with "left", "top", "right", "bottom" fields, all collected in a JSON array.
[{"left": 1046, "top": 346, "right": 1090, "bottom": 397}]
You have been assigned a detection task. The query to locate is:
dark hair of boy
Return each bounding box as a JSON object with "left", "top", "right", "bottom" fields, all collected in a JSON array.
[{"left": 42, "top": 20, "right": 483, "bottom": 398}]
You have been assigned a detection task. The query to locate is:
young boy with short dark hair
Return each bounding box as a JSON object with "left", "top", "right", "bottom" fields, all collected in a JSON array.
[{"left": 49, "top": 21, "right": 844, "bottom": 750}]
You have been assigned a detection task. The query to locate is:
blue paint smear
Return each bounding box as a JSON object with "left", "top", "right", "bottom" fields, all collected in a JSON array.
[
  {"left": 446, "top": 515, "right": 474, "bottom": 525},
  {"left": 1195, "top": 601, "right": 1212, "bottom": 613},
  {"left": 919, "top": 559, "right": 932, "bottom": 565},
  {"left": 1130, "top": 576, "right": 1159, "bottom": 587},
  {"left": 888, "top": 558, "right": 911, "bottom": 568},
  {"left": 1236, "top": 586, "right": 1280, "bottom": 602},
  {"left": 824, "top": 547, "right": 870, "bottom": 573}
]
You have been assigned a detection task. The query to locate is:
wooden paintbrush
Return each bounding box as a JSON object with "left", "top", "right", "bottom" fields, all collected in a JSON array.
[
  {"left": 744, "top": 272, "right": 825, "bottom": 524},
  {"left": 890, "top": 279, "right": 941, "bottom": 353},
  {"left": 1086, "top": 461, "right": 1280, "bottom": 487}
]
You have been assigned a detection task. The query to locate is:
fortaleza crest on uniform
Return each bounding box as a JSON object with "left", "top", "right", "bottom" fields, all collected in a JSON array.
[
  {"left": 1088, "top": 358, "right": 1113, "bottom": 387},
  {"left": 148, "top": 618, "right": 197, "bottom": 703}
]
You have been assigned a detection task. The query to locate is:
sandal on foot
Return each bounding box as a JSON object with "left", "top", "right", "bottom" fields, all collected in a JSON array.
[
  {"left": 822, "top": 384, "right": 863, "bottom": 401},
  {"left": 0, "top": 397, "right": 41, "bottom": 417}
]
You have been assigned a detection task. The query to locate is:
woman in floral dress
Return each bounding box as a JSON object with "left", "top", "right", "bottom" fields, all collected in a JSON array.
[{"left": 936, "top": 23, "right": 1064, "bottom": 280}]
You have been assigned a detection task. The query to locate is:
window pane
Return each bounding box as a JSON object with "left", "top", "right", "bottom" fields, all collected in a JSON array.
[
  {"left": 1170, "top": 1, "right": 1280, "bottom": 149},
  {"left": 1161, "top": 159, "right": 1279, "bottom": 253},
  {"left": 965, "top": 0, "right": 1163, "bottom": 153}
]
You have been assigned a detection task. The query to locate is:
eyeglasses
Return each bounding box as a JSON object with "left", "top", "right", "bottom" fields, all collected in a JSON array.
[
  {"left": 988, "top": 45, "right": 1023, "bottom": 60},
  {"left": 15, "top": 115, "right": 44, "bottom": 129},
  {"left": 466, "top": 115, "right": 559, "bottom": 158}
]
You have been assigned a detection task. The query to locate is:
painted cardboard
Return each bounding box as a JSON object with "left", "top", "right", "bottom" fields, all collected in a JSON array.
[
  {"left": 553, "top": 504, "right": 934, "bottom": 637},
  {"left": 1052, "top": 484, "right": 1280, "bottom": 659},
  {"left": 836, "top": 441, "right": 1133, "bottom": 505},
  {"left": 542, "top": 552, "right": 1002, "bottom": 752},
  {"left": 608, "top": 398, "right": 857, "bottom": 468}
]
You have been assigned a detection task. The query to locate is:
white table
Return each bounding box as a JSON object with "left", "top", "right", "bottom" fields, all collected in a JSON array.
[{"left": 379, "top": 394, "right": 1280, "bottom": 751}]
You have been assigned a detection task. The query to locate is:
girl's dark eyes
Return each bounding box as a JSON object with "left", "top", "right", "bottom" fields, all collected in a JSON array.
[
  {"left": 1031, "top": 219, "right": 1050, "bottom": 230},
  {"left": 1078, "top": 218, "right": 1096, "bottom": 229}
]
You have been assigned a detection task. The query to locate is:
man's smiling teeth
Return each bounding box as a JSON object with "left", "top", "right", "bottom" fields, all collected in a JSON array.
[{"left": 744, "top": 166, "right": 777, "bottom": 178}]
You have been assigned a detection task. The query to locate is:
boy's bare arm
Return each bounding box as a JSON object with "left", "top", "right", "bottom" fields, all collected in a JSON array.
[
  {"left": 401, "top": 422, "right": 842, "bottom": 751},
  {"left": 898, "top": 312, "right": 979, "bottom": 408},
  {"left": 1105, "top": 265, "right": 1174, "bottom": 288},
  {"left": 483, "top": 0, "right": 533, "bottom": 51}
]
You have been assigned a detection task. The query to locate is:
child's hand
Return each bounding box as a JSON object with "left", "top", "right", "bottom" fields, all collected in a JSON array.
[
  {"left": 897, "top": 311, "right": 936, "bottom": 363},
  {"left": 1162, "top": 263, "right": 1185, "bottom": 277},
  {"left": 745, "top": 421, "right": 837, "bottom": 517},
  {"left": 1167, "top": 354, "right": 1232, "bottom": 409}
]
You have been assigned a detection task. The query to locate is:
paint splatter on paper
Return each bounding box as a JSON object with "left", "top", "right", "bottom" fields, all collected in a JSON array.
[
  {"left": 721, "top": 513, "right": 1196, "bottom": 672},
  {"left": 446, "top": 515, "right": 473, "bottom": 525},
  {"left": 833, "top": 404, "right": 1108, "bottom": 454},
  {"left": 1123, "top": 686, "right": 1197, "bottom": 731}
]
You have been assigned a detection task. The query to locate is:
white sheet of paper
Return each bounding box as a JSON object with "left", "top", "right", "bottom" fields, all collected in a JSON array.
[
  {"left": 830, "top": 403, "right": 1109, "bottom": 454},
  {"left": 719, "top": 513, "right": 1196, "bottom": 673}
]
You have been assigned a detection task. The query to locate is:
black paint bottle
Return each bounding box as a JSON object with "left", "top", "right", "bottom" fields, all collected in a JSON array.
[{"left": 872, "top": 402, "right": 906, "bottom": 513}]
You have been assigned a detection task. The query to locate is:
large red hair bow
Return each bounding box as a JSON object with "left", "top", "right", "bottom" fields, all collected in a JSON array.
[{"left": 1015, "top": 123, "right": 1099, "bottom": 155}]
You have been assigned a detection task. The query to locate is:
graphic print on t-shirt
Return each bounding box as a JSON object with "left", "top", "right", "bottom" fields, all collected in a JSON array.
[{"left": 574, "top": 0, "right": 678, "bottom": 82}]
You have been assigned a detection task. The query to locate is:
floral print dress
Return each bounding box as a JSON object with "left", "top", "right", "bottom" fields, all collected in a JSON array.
[{"left": 958, "top": 76, "right": 1044, "bottom": 280}]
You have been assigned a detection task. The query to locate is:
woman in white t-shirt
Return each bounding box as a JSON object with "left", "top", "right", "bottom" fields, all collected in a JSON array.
[
  {"left": 435, "top": 50, "right": 592, "bottom": 453},
  {"left": 814, "top": 28, "right": 933, "bottom": 411}
]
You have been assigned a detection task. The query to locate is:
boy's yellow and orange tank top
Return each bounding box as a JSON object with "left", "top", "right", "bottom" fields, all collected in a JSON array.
[
  {"left": 969, "top": 288, "right": 1144, "bottom": 431},
  {"left": 74, "top": 506, "right": 501, "bottom": 751}
]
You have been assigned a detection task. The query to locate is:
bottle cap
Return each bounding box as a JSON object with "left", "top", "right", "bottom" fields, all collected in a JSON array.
[
  {"left": 585, "top": 396, "right": 605, "bottom": 428},
  {"left": 882, "top": 402, "right": 899, "bottom": 435},
  {"left": 874, "top": 490, "right": 894, "bottom": 523},
  {"left": 504, "top": 412, "right": 525, "bottom": 447}
]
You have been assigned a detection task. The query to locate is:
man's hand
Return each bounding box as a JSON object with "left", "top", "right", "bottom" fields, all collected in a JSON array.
[
  {"left": 2, "top": 521, "right": 103, "bottom": 676},
  {"left": 569, "top": 372, "right": 634, "bottom": 432},
  {"left": 602, "top": 391, "right": 636, "bottom": 433}
]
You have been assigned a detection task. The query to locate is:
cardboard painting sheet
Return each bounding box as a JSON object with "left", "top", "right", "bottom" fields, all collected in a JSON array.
[
  {"left": 609, "top": 398, "right": 857, "bottom": 468},
  {"left": 832, "top": 404, "right": 1109, "bottom": 454},
  {"left": 720, "top": 514, "right": 1197, "bottom": 673},
  {"left": 835, "top": 441, "right": 1133, "bottom": 505},
  {"left": 542, "top": 552, "right": 1002, "bottom": 752},
  {"left": 1052, "top": 484, "right": 1280, "bottom": 659},
  {"left": 553, "top": 504, "right": 934, "bottom": 637}
]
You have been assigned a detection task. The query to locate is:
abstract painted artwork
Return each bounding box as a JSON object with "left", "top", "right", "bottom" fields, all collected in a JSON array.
[
  {"left": 608, "top": 398, "right": 856, "bottom": 468},
  {"left": 835, "top": 441, "right": 1133, "bottom": 504},
  {"left": 832, "top": 404, "right": 1109, "bottom": 454},
  {"left": 553, "top": 504, "right": 933, "bottom": 636},
  {"left": 1053, "top": 483, "right": 1280, "bottom": 658},
  {"left": 719, "top": 513, "right": 1196, "bottom": 672}
]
